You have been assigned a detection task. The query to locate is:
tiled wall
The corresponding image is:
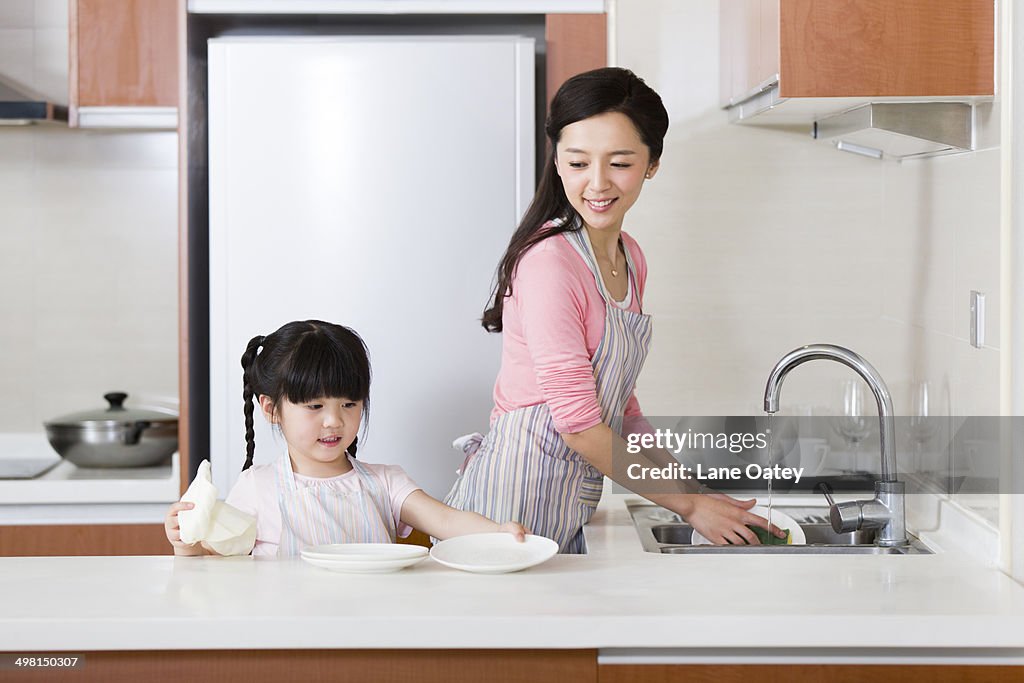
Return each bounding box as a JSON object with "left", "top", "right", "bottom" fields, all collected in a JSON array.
[
  {"left": 0, "top": 0, "right": 178, "bottom": 432},
  {"left": 614, "top": 1, "right": 1001, "bottom": 521}
]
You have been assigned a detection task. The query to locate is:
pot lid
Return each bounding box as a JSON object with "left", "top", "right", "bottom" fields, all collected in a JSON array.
[{"left": 45, "top": 392, "right": 179, "bottom": 428}]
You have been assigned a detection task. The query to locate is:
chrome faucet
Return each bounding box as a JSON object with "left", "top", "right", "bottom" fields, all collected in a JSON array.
[{"left": 763, "top": 344, "right": 907, "bottom": 547}]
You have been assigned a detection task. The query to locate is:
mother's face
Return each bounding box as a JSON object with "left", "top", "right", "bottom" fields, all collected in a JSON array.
[{"left": 554, "top": 111, "right": 659, "bottom": 233}]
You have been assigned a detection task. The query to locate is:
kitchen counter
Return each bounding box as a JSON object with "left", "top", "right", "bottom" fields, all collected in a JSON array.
[
  {"left": 0, "top": 433, "right": 180, "bottom": 525},
  {"left": 2, "top": 488, "right": 1023, "bottom": 661}
]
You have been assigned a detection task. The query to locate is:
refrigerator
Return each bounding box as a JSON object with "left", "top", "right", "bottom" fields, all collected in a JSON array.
[{"left": 207, "top": 35, "right": 535, "bottom": 496}]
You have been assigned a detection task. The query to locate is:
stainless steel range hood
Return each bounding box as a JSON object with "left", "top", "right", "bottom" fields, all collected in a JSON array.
[
  {"left": 812, "top": 102, "right": 974, "bottom": 160},
  {"left": 0, "top": 76, "right": 68, "bottom": 126}
]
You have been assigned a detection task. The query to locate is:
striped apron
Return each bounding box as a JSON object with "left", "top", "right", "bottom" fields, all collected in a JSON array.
[
  {"left": 444, "top": 228, "right": 653, "bottom": 553},
  {"left": 274, "top": 453, "right": 397, "bottom": 557}
]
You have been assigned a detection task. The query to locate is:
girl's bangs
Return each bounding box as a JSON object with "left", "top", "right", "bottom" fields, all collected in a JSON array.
[{"left": 279, "top": 334, "right": 369, "bottom": 404}]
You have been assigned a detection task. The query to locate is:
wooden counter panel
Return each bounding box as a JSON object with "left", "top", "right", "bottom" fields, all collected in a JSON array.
[
  {"left": 0, "top": 524, "right": 168, "bottom": 557},
  {"left": 3, "top": 649, "right": 597, "bottom": 683}
]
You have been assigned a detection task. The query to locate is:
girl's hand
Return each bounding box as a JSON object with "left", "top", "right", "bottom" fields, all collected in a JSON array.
[
  {"left": 165, "top": 501, "right": 205, "bottom": 556},
  {"left": 682, "top": 493, "right": 787, "bottom": 545},
  {"left": 497, "top": 521, "right": 529, "bottom": 542}
]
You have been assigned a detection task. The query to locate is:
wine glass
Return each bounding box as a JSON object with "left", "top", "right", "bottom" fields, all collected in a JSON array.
[
  {"left": 831, "top": 379, "right": 872, "bottom": 472},
  {"left": 907, "top": 381, "right": 937, "bottom": 475}
]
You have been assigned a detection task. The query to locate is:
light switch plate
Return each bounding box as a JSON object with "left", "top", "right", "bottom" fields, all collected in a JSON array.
[{"left": 970, "top": 290, "right": 985, "bottom": 348}]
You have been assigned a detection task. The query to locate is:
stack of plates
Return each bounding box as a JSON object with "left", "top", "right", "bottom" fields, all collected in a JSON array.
[{"left": 300, "top": 543, "right": 428, "bottom": 573}]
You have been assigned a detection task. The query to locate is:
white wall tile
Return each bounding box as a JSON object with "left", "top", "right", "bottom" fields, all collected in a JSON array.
[
  {"left": 879, "top": 158, "right": 958, "bottom": 336},
  {"left": 0, "top": 1, "right": 34, "bottom": 29},
  {"left": 951, "top": 150, "right": 1001, "bottom": 349},
  {"left": 33, "top": 0, "right": 67, "bottom": 29},
  {"left": 32, "top": 26, "right": 67, "bottom": 102},
  {"left": 0, "top": 28, "right": 35, "bottom": 91}
]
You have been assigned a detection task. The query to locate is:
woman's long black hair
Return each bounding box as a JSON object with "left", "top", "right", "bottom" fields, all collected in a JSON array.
[
  {"left": 239, "top": 320, "right": 371, "bottom": 470},
  {"left": 481, "top": 67, "right": 669, "bottom": 333}
]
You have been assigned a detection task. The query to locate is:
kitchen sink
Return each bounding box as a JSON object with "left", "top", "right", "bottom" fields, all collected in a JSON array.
[{"left": 628, "top": 502, "right": 933, "bottom": 555}]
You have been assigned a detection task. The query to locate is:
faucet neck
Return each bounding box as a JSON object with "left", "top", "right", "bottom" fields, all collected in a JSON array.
[{"left": 763, "top": 344, "right": 897, "bottom": 481}]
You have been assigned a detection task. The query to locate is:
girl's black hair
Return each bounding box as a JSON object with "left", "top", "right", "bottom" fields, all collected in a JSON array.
[
  {"left": 240, "top": 320, "right": 371, "bottom": 470},
  {"left": 481, "top": 67, "right": 669, "bottom": 333}
]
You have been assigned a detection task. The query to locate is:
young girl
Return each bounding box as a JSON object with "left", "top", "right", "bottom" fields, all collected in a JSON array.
[{"left": 165, "top": 320, "right": 527, "bottom": 557}]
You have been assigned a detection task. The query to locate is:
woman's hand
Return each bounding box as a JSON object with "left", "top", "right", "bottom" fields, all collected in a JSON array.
[
  {"left": 164, "top": 501, "right": 207, "bottom": 556},
  {"left": 673, "top": 492, "right": 787, "bottom": 545},
  {"left": 496, "top": 521, "right": 529, "bottom": 542}
]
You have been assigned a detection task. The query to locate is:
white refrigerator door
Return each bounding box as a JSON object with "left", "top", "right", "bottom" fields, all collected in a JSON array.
[{"left": 208, "top": 36, "right": 534, "bottom": 496}]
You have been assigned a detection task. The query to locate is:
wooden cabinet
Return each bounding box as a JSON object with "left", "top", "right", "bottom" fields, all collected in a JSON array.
[
  {"left": 0, "top": 524, "right": 169, "bottom": 557},
  {"left": 69, "top": 0, "right": 180, "bottom": 127},
  {"left": 721, "top": 0, "right": 994, "bottom": 108},
  {"left": 545, "top": 13, "right": 608, "bottom": 106},
  {"left": 8, "top": 650, "right": 595, "bottom": 683}
]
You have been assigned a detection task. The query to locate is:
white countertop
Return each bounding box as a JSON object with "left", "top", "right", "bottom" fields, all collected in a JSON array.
[{"left": 1, "top": 490, "right": 1023, "bottom": 659}]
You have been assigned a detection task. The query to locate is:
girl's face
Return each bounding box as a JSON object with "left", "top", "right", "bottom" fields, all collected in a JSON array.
[
  {"left": 555, "top": 111, "right": 659, "bottom": 234},
  {"left": 260, "top": 395, "right": 362, "bottom": 476}
]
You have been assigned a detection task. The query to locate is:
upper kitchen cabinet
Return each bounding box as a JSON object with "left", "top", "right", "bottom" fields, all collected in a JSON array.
[
  {"left": 721, "top": 0, "right": 994, "bottom": 121},
  {"left": 69, "top": 0, "right": 180, "bottom": 128}
]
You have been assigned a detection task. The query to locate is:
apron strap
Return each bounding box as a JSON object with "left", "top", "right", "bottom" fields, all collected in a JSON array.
[
  {"left": 275, "top": 452, "right": 296, "bottom": 491},
  {"left": 562, "top": 227, "right": 639, "bottom": 312}
]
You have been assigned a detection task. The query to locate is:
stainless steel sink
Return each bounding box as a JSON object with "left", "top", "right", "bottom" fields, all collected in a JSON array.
[{"left": 628, "top": 502, "right": 933, "bottom": 555}]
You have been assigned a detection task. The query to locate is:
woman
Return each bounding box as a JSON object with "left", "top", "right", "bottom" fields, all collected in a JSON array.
[{"left": 444, "top": 67, "right": 782, "bottom": 553}]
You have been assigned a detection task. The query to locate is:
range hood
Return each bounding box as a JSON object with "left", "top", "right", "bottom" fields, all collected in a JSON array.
[
  {"left": 0, "top": 76, "right": 68, "bottom": 126},
  {"left": 812, "top": 102, "right": 974, "bottom": 160}
]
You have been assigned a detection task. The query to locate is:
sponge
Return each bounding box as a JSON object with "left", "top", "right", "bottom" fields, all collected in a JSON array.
[{"left": 748, "top": 525, "right": 792, "bottom": 545}]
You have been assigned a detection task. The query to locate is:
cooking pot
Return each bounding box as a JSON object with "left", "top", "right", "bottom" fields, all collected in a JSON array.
[{"left": 44, "top": 392, "right": 179, "bottom": 468}]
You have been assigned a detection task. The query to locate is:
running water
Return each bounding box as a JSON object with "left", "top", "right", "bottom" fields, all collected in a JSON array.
[{"left": 765, "top": 413, "right": 774, "bottom": 538}]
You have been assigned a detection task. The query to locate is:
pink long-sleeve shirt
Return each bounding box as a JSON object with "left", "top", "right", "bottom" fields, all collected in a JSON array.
[{"left": 490, "top": 229, "right": 648, "bottom": 434}]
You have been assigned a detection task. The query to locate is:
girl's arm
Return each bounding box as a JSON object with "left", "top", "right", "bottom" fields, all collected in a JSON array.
[
  {"left": 164, "top": 502, "right": 220, "bottom": 556},
  {"left": 398, "top": 491, "right": 527, "bottom": 542},
  {"left": 561, "top": 424, "right": 787, "bottom": 546}
]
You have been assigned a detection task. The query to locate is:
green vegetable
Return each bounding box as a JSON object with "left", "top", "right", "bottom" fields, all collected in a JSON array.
[{"left": 748, "top": 525, "right": 791, "bottom": 545}]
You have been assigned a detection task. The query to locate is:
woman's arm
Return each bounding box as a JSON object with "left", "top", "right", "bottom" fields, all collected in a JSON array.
[
  {"left": 561, "top": 424, "right": 786, "bottom": 545},
  {"left": 399, "top": 491, "right": 527, "bottom": 542}
]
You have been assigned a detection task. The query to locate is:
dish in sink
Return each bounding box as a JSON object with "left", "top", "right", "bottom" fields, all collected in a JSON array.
[{"left": 690, "top": 506, "right": 806, "bottom": 545}]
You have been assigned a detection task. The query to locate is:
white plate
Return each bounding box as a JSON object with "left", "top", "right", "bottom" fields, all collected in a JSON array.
[
  {"left": 690, "top": 506, "right": 806, "bottom": 546},
  {"left": 429, "top": 533, "right": 558, "bottom": 574},
  {"left": 300, "top": 543, "right": 428, "bottom": 573}
]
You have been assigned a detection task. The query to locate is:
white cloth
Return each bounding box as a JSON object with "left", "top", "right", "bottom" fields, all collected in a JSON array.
[{"left": 178, "top": 459, "right": 258, "bottom": 556}]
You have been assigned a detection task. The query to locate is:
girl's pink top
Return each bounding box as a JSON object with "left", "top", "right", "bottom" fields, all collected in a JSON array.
[{"left": 490, "top": 228, "right": 649, "bottom": 434}]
